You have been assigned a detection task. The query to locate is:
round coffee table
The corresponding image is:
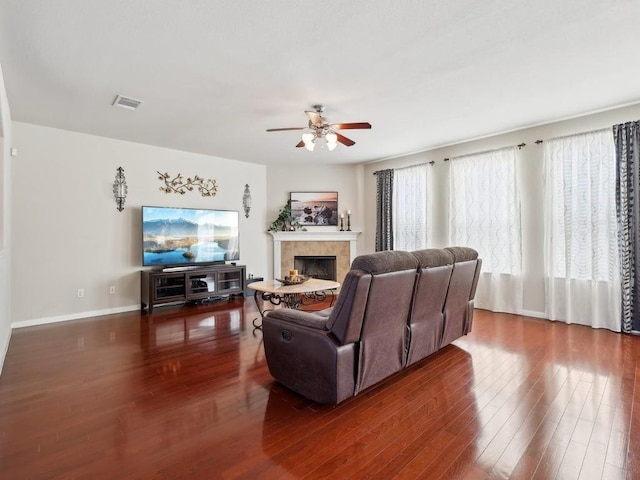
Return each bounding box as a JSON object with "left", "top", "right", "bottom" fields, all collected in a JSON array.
[{"left": 248, "top": 278, "right": 340, "bottom": 328}]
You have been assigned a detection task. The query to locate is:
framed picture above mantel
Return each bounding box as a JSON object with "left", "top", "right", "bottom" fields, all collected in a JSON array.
[{"left": 290, "top": 191, "right": 338, "bottom": 226}]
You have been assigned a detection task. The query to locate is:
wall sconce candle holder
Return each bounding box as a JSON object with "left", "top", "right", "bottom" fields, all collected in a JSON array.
[
  {"left": 243, "top": 184, "right": 252, "bottom": 218},
  {"left": 113, "top": 167, "right": 128, "bottom": 212}
]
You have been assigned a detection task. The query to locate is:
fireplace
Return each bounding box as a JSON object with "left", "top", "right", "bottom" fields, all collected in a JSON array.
[
  {"left": 294, "top": 255, "right": 337, "bottom": 281},
  {"left": 270, "top": 231, "right": 360, "bottom": 283}
]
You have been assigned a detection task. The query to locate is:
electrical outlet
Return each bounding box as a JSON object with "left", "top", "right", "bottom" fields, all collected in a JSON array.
[
  {"left": 109, "top": 286, "right": 116, "bottom": 295},
  {"left": 77, "top": 289, "right": 84, "bottom": 298}
]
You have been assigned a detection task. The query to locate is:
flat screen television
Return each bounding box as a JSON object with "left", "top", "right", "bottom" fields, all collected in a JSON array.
[{"left": 142, "top": 206, "right": 239, "bottom": 267}]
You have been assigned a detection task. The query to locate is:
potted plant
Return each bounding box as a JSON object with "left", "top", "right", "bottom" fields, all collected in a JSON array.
[{"left": 268, "top": 200, "right": 306, "bottom": 231}]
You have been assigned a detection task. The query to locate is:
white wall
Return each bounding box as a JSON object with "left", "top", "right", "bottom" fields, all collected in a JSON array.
[
  {"left": 266, "top": 163, "right": 365, "bottom": 277},
  {"left": 6, "top": 100, "right": 640, "bottom": 348},
  {"left": 363, "top": 103, "right": 640, "bottom": 316},
  {"left": 0, "top": 63, "right": 12, "bottom": 372},
  {"left": 11, "top": 122, "right": 268, "bottom": 326}
]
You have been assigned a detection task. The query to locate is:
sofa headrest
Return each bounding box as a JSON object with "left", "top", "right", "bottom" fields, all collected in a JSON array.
[
  {"left": 351, "top": 250, "right": 419, "bottom": 274},
  {"left": 445, "top": 247, "right": 479, "bottom": 262},
  {"left": 411, "top": 249, "right": 454, "bottom": 268}
]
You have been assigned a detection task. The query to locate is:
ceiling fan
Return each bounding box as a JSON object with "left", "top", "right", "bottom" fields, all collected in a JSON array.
[{"left": 266, "top": 105, "right": 372, "bottom": 151}]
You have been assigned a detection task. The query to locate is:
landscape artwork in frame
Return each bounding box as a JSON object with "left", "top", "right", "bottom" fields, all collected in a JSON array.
[{"left": 290, "top": 191, "right": 338, "bottom": 226}]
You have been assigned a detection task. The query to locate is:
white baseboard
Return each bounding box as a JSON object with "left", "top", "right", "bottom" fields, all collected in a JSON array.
[
  {"left": 519, "top": 310, "right": 548, "bottom": 319},
  {"left": 476, "top": 307, "right": 548, "bottom": 320},
  {"left": 0, "top": 326, "right": 10, "bottom": 375},
  {"left": 11, "top": 304, "right": 141, "bottom": 329}
]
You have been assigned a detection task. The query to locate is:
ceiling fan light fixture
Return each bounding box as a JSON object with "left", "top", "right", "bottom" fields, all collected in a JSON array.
[
  {"left": 302, "top": 131, "right": 314, "bottom": 143},
  {"left": 268, "top": 106, "right": 370, "bottom": 151},
  {"left": 302, "top": 131, "right": 316, "bottom": 151}
]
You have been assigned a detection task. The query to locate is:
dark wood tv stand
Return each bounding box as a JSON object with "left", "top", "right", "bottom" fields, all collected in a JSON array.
[{"left": 141, "top": 264, "right": 246, "bottom": 313}]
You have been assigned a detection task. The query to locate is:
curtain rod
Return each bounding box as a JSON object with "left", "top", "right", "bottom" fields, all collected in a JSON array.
[
  {"left": 373, "top": 162, "right": 432, "bottom": 175},
  {"left": 373, "top": 141, "right": 528, "bottom": 174},
  {"left": 533, "top": 126, "right": 611, "bottom": 145},
  {"left": 446, "top": 143, "right": 526, "bottom": 162}
]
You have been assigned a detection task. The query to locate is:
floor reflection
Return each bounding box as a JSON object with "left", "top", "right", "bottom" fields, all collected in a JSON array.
[
  {"left": 140, "top": 309, "right": 244, "bottom": 351},
  {"left": 4, "top": 305, "right": 638, "bottom": 479},
  {"left": 259, "top": 345, "right": 481, "bottom": 478}
]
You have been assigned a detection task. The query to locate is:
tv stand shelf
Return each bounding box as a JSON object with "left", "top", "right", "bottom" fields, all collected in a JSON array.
[{"left": 141, "top": 264, "right": 246, "bottom": 313}]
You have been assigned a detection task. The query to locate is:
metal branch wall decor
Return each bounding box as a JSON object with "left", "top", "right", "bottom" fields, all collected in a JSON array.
[
  {"left": 157, "top": 171, "right": 218, "bottom": 197},
  {"left": 113, "top": 167, "right": 128, "bottom": 211}
]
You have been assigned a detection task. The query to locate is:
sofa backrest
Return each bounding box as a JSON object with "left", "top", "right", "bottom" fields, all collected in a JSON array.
[
  {"left": 406, "top": 248, "right": 455, "bottom": 366},
  {"left": 345, "top": 251, "right": 419, "bottom": 395},
  {"left": 327, "top": 270, "right": 372, "bottom": 345},
  {"left": 441, "top": 247, "right": 481, "bottom": 347}
]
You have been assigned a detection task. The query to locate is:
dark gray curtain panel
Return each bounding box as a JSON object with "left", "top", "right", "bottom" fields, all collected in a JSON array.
[
  {"left": 375, "top": 169, "right": 394, "bottom": 251},
  {"left": 614, "top": 120, "right": 640, "bottom": 333}
]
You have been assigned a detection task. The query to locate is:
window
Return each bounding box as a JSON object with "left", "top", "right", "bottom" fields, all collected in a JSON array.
[
  {"left": 448, "top": 146, "right": 522, "bottom": 313},
  {"left": 393, "top": 164, "right": 429, "bottom": 250},
  {"left": 542, "top": 129, "right": 620, "bottom": 331},
  {"left": 449, "top": 147, "right": 521, "bottom": 275},
  {"left": 544, "top": 130, "right": 619, "bottom": 281}
]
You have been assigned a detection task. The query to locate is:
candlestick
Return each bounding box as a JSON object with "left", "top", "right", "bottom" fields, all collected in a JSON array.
[
  {"left": 347, "top": 212, "right": 351, "bottom": 231},
  {"left": 340, "top": 216, "right": 344, "bottom": 231}
]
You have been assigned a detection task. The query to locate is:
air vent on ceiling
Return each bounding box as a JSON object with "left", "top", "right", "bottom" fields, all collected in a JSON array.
[{"left": 112, "top": 94, "right": 142, "bottom": 110}]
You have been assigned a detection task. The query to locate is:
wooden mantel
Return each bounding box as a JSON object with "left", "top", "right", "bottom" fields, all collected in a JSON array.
[{"left": 270, "top": 231, "right": 361, "bottom": 280}]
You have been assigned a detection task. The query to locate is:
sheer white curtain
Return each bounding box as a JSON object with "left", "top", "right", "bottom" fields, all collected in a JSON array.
[
  {"left": 449, "top": 147, "right": 522, "bottom": 313},
  {"left": 543, "top": 129, "right": 620, "bottom": 331},
  {"left": 393, "top": 164, "right": 430, "bottom": 251}
]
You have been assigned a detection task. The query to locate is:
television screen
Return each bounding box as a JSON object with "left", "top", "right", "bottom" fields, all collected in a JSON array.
[{"left": 142, "top": 206, "right": 239, "bottom": 267}]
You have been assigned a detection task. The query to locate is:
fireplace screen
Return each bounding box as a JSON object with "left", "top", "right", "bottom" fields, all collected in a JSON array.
[{"left": 293, "top": 255, "right": 337, "bottom": 281}]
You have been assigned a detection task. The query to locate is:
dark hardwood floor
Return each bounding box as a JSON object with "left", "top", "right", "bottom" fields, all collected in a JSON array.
[{"left": 1, "top": 298, "right": 639, "bottom": 479}]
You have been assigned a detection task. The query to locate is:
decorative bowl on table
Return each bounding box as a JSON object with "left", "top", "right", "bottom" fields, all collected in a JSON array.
[{"left": 275, "top": 275, "right": 309, "bottom": 285}]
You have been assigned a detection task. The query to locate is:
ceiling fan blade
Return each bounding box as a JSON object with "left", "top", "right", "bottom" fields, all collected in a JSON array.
[
  {"left": 305, "top": 110, "right": 323, "bottom": 126},
  {"left": 266, "top": 127, "right": 304, "bottom": 132},
  {"left": 295, "top": 140, "right": 304, "bottom": 148},
  {"left": 336, "top": 133, "right": 356, "bottom": 147},
  {"left": 331, "top": 122, "right": 372, "bottom": 130}
]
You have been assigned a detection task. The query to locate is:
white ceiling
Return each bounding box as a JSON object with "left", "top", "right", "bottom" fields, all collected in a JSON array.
[{"left": 1, "top": 0, "right": 640, "bottom": 166}]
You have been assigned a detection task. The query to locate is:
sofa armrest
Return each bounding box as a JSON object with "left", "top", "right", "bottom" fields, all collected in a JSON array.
[
  {"left": 263, "top": 307, "right": 332, "bottom": 330},
  {"left": 262, "top": 316, "right": 356, "bottom": 404}
]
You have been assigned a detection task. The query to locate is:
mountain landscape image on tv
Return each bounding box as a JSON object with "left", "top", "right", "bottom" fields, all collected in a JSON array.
[{"left": 142, "top": 206, "right": 239, "bottom": 267}]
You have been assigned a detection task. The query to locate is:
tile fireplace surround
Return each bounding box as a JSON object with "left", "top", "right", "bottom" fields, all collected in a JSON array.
[{"left": 270, "top": 231, "right": 361, "bottom": 283}]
